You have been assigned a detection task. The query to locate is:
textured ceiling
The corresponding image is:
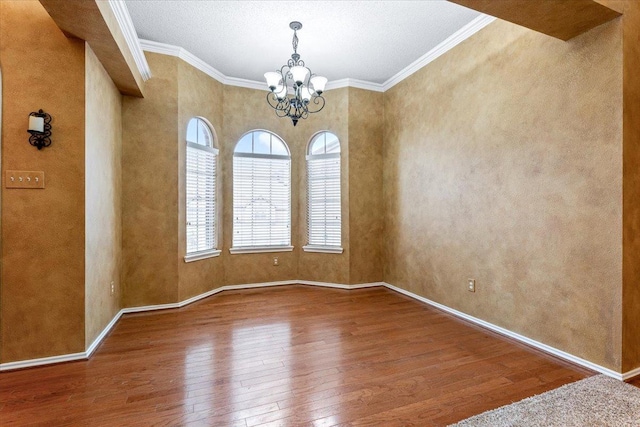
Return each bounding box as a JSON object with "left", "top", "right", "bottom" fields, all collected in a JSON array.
[{"left": 125, "top": 1, "right": 480, "bottom": 85}]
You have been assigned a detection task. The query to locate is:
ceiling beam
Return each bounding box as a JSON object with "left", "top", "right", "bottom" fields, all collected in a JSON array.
[
  {"left": 448, "top": 0, "right": 621, "bottom": 41},
  {"left": 39, "top": 0, "right": 145, "bottom": 97}
]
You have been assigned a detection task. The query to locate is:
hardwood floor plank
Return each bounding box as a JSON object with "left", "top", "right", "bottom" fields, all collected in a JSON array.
[{"left": 0, "top": 285, "right": 592, "bottom": 426}]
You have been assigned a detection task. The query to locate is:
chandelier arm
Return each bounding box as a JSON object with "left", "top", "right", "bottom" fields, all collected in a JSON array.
[
  {"left": 287, "top": 100, "right": 298, "bottom": 119},
  {"left": 277, "top": 96, "right": 289, "bottom": 109},
  {"left": 282, "top": 99, "right": 293, "bottom": 113},
  {"left": 267, "top": 92, "right": 292, "bottom": 120},
  {"left": 299, "top": 106, "right": 310, "bottom": 120},
  {"left": 307, "top": 95, "right": 325, "bottom": 114},
  {"left": 275, "top": 98, "right": 291, "bottom": 118},
  {"left": 275, "top": 108, "right": 289, "bottom": 118},
  {"left": 282, "top": 63, "right": 292, "bottom": 76},
  {"left": 266, "top": 92, "right": 280, "bottom": 109}
]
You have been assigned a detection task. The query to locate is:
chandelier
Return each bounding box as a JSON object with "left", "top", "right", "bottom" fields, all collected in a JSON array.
[{"left": 264, "top": 21, "right": 328, "bottom": 126}]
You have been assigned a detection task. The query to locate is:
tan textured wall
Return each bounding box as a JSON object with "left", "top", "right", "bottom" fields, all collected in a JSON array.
[
  {"left": 0, "top": 0, "right": 86, "bottom": 361},
  {"left": 122, "top": 53, "right": 179, "bottom": 307},
  {"left": 296, "top": 89, "right": 350, "bottom": 284},
  {"left": 177, "top": 60, "right": 225, "bottom": 301},
  {"left": 621, "top": 1, "right": 640, "bottom": 372},
  {"left": 0, "top": 62, "right": 2, "bottom": 361},
  {"left": 594, "top": 0, "right": 625, "bottom": 14},
  {"left": 122, "top": 56, "right": 382, "bottom": 305},
  {"left": 222, "top": 86, "right": 351, "bottom": 285},
  {"left": 85, "top": 45, "right": 122, "bottom": 347},
  {"left": 348, "top": 88, "right": 384, "bottom": 284},
  {"left": 121, "top": 59, "right": 353, "bottom": 304},
  {"left": 383, "top": 19, "right": 623, "bottom": 369}
]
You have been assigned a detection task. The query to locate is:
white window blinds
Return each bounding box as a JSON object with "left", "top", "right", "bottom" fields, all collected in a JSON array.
[
  {"left": 233, "top": 131, "right": 291, "bottom": 249},
  {"left": 307, "top": 132, "right": 341, "bottom": 248},
  {"left": 186, "top": 118, "right": 217, "bottom": 254}
]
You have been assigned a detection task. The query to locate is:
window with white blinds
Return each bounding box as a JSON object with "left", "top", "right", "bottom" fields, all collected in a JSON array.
[
  {"left": 232, "top": 130, "right": 292, "bottom": 252},
  {"left": 305, "top": 132, "right": 342, "bottom": 252},
  {"left": 186, "top": 117, "right": 218, "bottom": 258}
]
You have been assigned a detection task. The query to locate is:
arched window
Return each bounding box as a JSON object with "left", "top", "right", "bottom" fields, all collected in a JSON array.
[
  {"left": 231, "top": 130, "right": 292, "bottom": 252},
  {"left": 304, "top": 131, "right": 342, "bottom": 253},
  {"left": 185, "top": 117, "right": 219, "bottom": 261}
]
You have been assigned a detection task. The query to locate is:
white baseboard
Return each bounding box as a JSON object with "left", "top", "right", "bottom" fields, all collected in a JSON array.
[
  {"left": 121, "top": 280, "right": 301, "bottom": 314},
  {"left": 298, "top": 280, "right": 385, "bottom": 290},
  {"left": 382, "top": 282, "right": 627, "bottom": 381},
  {"left": 3, "top": 279, "right": 637, "bottom": 381},
  {"left": 622, "top": 366, "right": 640, "bottom": 381},
  {"left": 121, "top": 280, "right": 385, "bottom": 315},
  {"left": 0, "top": 352, "right": 87, "bottom": 372},
  {"left": 218, "top": 279, "right": 300, "bottom": 293},
  {"left": 0, "top": 309, "right": 125, "bottom": 372},
  {"left": 121, "top": 302, "right": 179, "bottom": 314},
  {"left": 86, "top": 309, "right": 124, "bottom": 357},
  {"left": 0, "top": 280, "right": 383, "bottom": 371}
]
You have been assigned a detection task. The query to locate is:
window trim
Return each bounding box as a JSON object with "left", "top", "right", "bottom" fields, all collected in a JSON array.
[
  {"left": 229, "top": 246, "right": 294, "bottom": 255},
  {"left": 184, "top": 249, "right": 221, "bottom": 263},
  {"left": 185, "top": 116, "right": 219, "bottom": 259},
  {"left": 235, "top": 152, "right": 289, "bottom": 161},
  {"left": 231, "top": 129, "right": 293, "bottom": 252},
  {"left": 187, "top": 141, "right": 219, "bottom": 154},
  {"left": 302, "top": 245, "right": 343, "bottom": 254},
  {"left": 306, "top": 152, "right": 339, "bottom": 161},
  {"left": 306, "top": 131, "right": 342, "bottom": 250}
]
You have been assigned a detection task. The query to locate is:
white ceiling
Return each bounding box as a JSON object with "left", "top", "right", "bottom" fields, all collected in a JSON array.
[{"left": 125, "top": 1, "right": 480, "bottom": 85}]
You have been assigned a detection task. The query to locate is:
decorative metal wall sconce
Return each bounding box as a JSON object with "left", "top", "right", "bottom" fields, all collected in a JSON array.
[{"left": 27, "top": 109, "right": 52, "bottom": 150}]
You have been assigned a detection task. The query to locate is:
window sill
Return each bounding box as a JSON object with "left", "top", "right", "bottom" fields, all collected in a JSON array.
[
  {"left": 303, "top": 245, "right": 344, "bottom": 254},
  {"left": 230, "top": 246, "right": 294, "bottom": 255},
  {"left": 184, "top": 249, "right": 221, "bottom": 263}
]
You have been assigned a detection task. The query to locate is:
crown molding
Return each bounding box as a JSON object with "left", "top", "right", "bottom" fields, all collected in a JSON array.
[
  {"left": 177, "top": 46, "right": 227, "bottom": 83},
  {"left": 326, "top": 78, "right": 385, "bottom": 93},
  {"left": 108, "top": 0, "right": 152, "bottom": 81},
  {"left": 139, "top": 39, "right": 182, "bottom": 57},
  {"left": 382, "top": 14, "right": 496, "bottom": 91},
  {"left": 224, "top": 76, "right": 268, "bottom": 91},
  {"left": 140, "top": 39, "right": 229, "bottom": 85},
  {"left": 139, "top": 14, "right": 496, "bottom": 93}
]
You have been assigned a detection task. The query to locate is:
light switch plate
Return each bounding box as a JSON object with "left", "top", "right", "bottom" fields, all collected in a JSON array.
[{"left": 5, "top": 170, "right": 45, "bottom": 189}]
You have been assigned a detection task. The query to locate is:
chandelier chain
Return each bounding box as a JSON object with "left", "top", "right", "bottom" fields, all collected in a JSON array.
[{"left": 292, "top": 29, "right": 298, "bottom": 55}]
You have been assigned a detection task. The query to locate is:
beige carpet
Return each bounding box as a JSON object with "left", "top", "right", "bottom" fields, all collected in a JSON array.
[{"left": 450, "top": 375, "right": 640, "bottom": 426}]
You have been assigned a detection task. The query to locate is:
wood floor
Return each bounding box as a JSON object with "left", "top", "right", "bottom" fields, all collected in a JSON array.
[{"left": 1, "top": 285, "right": 592, "bottom": 426}]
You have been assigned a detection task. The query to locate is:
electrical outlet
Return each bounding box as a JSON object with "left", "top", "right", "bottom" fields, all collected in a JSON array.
[
  {"left": 273, "top": 257, "right": 279, "bottom": 266},
  {"left": 110, "top": 281, "right": 115, "bottom": 296},
  {"left": 468, "top": 279, "right": 475, "bottom": 293}
]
